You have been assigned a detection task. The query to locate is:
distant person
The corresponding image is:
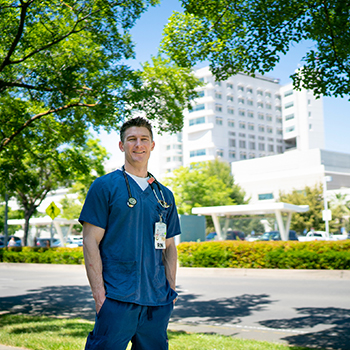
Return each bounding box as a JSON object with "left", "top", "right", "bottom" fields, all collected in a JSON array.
[
  {"left": 7, "top": 237, "right": 16, "bottom": 247},
  {"left": 80, "top": 117, "right": 181, "bottom": 349}
]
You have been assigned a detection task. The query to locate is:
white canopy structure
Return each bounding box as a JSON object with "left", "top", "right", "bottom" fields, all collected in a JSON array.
[
  {"left": 8, "top": 216, "right": 79, "bottom": 245},
  {"left": 192, "top": 202, "right": 309, "bottom": 241}
]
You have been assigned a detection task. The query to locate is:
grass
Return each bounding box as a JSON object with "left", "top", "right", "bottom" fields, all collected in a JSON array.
[{"left": 0, "top": 314, "right": 314, "bottom": 350}]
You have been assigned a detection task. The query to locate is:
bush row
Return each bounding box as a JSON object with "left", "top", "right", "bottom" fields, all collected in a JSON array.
[
  {"left": 177, "top": 240, "right": 350, "bottom": 270},
  {"left": 1, "top": 241, "right": 350, "bottom": 269},
  {"left": 0, "top": 247, "right": 84, "bottom": 264}
]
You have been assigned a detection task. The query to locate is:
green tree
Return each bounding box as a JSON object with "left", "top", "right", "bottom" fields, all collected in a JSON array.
[
  {"left": 329, "top": 192, "right": 350, "bottom": 233},
  {"left": 279, "top": 184, "right": 325, "bottom": 233},
  {"left": 0, "top": 122, "right": 109, "bottom": 245},
  {"left": 0, "top": 0, "right": 201, "bottom": 153},
  {"left": 161, "top": 0, "right": 350, "bottom": 99},
  {"left": 163, "top": 159, "right": 246, "bottom": 214}
]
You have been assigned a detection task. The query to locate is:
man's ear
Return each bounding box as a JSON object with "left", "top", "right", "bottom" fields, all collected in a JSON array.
[
  {"left": 119, "top": 141, "right": 125, "bottom": 152},
  {"left": 151, "top": 141, "right": 155, "bottom": 151}
]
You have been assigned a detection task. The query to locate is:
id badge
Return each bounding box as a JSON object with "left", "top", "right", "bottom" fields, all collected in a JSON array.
[{"left": 155, "top": 221, "right": 167, "bottom": 249}]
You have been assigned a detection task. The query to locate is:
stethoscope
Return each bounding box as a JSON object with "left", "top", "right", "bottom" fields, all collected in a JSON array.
[{"left": 122, "top": 166, "right": 170, "bottom": 209}]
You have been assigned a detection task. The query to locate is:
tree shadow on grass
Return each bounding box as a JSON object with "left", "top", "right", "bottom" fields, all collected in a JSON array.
[
  {"left": 259, "top": 307, "right": 350, "bottom": 350},
  {"left": 0, "top": 285, "right": 96, "bottom": 321},
  {"left": 171, "top": 286, "right": 273, "bottom": 325}
]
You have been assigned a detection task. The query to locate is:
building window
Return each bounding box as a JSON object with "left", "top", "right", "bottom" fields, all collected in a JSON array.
[
  {"left": 309, "top": 111, "right": 312, "bottom": 117},
  {"left": 189, "top": 116, "right": 206, "bottom": 126},
  {"left": 227, "top": 95, "right": 234, "bottom": 102},
  {"left": 239, "top": 109, "right": 245, "bottom": 117},
  {"left": 216, "top": 149, "right": 224, "bottom": 157},
  {"left": 268, "top": 137, "right": 274, "bottom": 142},
  {"left": 239, "top": 140, "right": 246, "bottom": 148},
  {"left": 249, "top": 153, "right": 255, "bottom": 159},
  {"left": 275, "top": 94, "right": 281, "bottom": 100},
  {"left": 284, "top": 90, "right": 293, "bottom": 97},
  {"left": 228, "top": 119, "right": 235, "bottom": 127},
  {"left": 238, "top": 85, "right": 244, "bottom": 92},
  {"left": 268, "top": 144, "right": 274, "bottom": 152},
  {"left": 265, "top": 91, "right": 271, "bottom": 98},
  {"left": 258, "top": 136, "right": 265, "bottom": 140},
  {"left": 266, "top": 103, "right": 272, "bottom": 110},
  {"left": 238, "top": 97, "right": 245, "bottom": 104},
  {"left": 275, "top": 106, "right": 282, "bottom": 112},
  {"left": 239, "top": 121, "right": 246, "bottom": 129},
  {"left": 285, "top": 101, "right": 294, "bottom": 109},
  {"left": 239, "top": 133, "right": 246, "bottom": 137},
  {"left": 248, "top": 123, "right": 254, "bottom": 130},
  {"left": 258, "top": 113, "right": 264, "bottom": 120},
  {"left": 308, "top": 99, "right": 311, "bottom": 105},
  {"left": 309, "top": 124, "right": 312, "bottom": 130},
  {"left": 229, "top": 151, "right": 236, "bottom": 159},
  {"left": 229, "top": 131, "right": 236, "bottom": 136},
  {"left": 276, "top": 117, "right": 282, "bottom": 124},
  {"left": 276, "top": 128, "right": 283, "bottom": 135},
  {"left": 229, "top": 139, "right": 236, "bottom": 147},
  {"left": 258, "top": 125, "right": 265, "bottom": 132},
  {"left": 247, "top": 87, "right": 253, "bottom": 94},
  {"left": 190, "top": 149, "right": 206, "bottom": 157},
  {"left": 248, "top": 111, "right": 254, "bottom": 118},
  {"left": 266, "top": 114, "right": 272, "bottom": 121},
  {"left": 227, "top": 107, "right": 234, "bottom": 114},
  {"left": 215, "top": 81, "right": 221, "bottom": 86},
  {"left": 215, "top": 92, "right": 222, "bottom": 99},
  {"left": 258, "top": 193, "right": 274, "bottom": 200},
  {"left": 189, "top": 103, "right": 205, "bottom": 112},
  {"left": 216, "top": 116, "right": 223, "bottom": 125},
  {"left": 227, "top": 83, "right": 233, "bottom": 89},
  {"left": 249, "top": 142, "right": 255, "bottom": 150},
  {"left": 257, "top": 89, "right": 263, "bottom": 96},
  {"left": 248, "top": 134, "right": 255, "bottom": 139},
  {"left": 286, "top": 125, "right": 295, "bottom": 133},
  {"left": 277, "top": 145, "right": 283, "bottom": 153},
  {"left": 258, "top": 143, "right": 265, "bottom": 151},
  {"left": 267, "top": 126, "right": 273, "bottom": 133},
  {"left": 240, "top": 152, "right": 247, "bottom": 159},
  {"left": 215, "top": 104, "right": 222, "bottom": 112},
  {"left": 197, "top": 90, "right": 205, "bottom": 97},
  {"left": 247, "top": 99, "right": 253, "bottom": 106},
  {"left": 166, "top": 157, "right": 171, "bottom": 162},
  {"left": 257, "top": 101, "right": 264, "bottom": 108}
]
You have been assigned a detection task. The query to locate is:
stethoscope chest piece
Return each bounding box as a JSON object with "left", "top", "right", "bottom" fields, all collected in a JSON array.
[{"left": 127, "top": 197, "right": 137, "bottom": 208}]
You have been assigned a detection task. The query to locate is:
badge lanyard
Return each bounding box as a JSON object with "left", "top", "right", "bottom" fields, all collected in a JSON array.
[{"left": 122, "top": 166, "right": 170, "bottom": 209}]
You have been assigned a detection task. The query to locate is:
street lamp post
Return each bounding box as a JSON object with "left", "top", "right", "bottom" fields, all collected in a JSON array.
[{"left": 323, "top": 176, "right": 332, "bottom": 236}]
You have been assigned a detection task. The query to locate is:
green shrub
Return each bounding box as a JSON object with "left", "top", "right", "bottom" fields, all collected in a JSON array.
[
  {"left": 0, "top": 247, "right": 84, "bottom": 264},
  {"left": 177, "top": 240, "right": 350, "bottom": 270}
]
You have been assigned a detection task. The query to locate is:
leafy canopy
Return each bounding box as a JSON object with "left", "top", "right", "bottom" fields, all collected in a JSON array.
[
  {"left": 0, "top": 0, "right": 201, "bottom": 152},
  {"left": 163, "top": 159, "right": 246, "bottom": 215},
  {"left": 161, "top": 0, "right": 350, "bottom": 99}
]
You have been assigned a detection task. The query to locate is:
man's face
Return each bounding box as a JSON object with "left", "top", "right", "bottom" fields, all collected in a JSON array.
[{"left": 119, "top": 126, "right": 155, "bottom": 168}]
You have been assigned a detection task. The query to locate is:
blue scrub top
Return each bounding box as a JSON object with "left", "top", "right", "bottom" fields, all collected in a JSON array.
[{"left": 79, "top": 169, "right": 181, "bottom": 306}]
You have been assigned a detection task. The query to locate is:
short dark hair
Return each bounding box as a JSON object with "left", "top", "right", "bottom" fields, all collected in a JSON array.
[{"left": 120, "top": 117, "right": 153, "bottom": 143}]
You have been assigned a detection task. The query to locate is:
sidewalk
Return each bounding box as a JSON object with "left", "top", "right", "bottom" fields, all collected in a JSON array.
[{"left": 0, "top": 346, "right": 28, "bottom": 350}]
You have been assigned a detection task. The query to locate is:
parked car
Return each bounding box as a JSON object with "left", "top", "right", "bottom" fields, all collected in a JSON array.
[
  {"left": 226, "top": 230, "right": 245, "bottom": 241},
  {"left": 35, "top": 238, "right": 62, "bottom": 247},
  {"left": 0, "top": 235, "right": 22, "bottom": 248},
  {"left": 66, "top": 236, "right": 83, "bottom": 247},
  {"left": 259, "top": 230, "right": 299, "bottom": 241}
]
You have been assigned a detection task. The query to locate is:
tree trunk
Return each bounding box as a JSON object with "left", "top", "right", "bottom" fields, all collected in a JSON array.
[{"left": 23, "top": 207, "right": 36, "bottom": 246}]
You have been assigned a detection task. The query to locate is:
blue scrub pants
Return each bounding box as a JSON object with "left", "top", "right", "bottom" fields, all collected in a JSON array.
[{"left": 85, "top": 298, "right": 174, "bottom": 350}]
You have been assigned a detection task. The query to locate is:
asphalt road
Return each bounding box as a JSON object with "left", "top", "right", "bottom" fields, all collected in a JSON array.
[{"left": 0, "top": 264, "right": 349, "bottom": 350}]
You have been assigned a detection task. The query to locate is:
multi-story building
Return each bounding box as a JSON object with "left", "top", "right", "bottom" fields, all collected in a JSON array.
[{"left": 150, "top": 66, "right": 325, "bottom": 179}]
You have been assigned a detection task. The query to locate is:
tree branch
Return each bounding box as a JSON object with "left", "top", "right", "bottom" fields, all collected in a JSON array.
[{"left": 0, "top": 102, "right": 97, "bottom": 152}]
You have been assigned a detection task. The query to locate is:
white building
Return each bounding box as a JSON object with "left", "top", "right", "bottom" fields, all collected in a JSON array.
[{"left": 231, "top": 148, "right": 350, "bottom": 204}]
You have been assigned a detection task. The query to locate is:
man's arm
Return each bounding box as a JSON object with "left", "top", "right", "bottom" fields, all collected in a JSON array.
[
  {"left": 162, "top": 237, "right": 177, "bottom": 291},
  {"left": 82, "top": 222, "right": 106, "bottom": 313}
]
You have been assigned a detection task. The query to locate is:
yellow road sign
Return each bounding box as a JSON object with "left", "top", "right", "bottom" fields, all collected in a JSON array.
[{"left": 46, "top": 201, "right": 61, "bottom": 220}]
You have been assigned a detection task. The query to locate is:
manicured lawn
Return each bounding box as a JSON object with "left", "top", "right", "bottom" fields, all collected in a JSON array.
[{"left": 0, "top": 314, "right": 314, "bottom": 350}]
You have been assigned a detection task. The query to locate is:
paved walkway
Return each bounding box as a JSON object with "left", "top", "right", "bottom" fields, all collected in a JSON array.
[{"left": 0, "top": 346, "right": 28, "bottom": 350}]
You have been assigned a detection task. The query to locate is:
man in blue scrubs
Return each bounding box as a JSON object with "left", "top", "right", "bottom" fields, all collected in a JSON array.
[{"left": 80, "top": 117, "right": 181, "bottom": 350}]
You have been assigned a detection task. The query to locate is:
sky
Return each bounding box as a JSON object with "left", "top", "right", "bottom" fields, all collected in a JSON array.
[{"left": 95, "top": 0, "right": 350, "bottom": 168}]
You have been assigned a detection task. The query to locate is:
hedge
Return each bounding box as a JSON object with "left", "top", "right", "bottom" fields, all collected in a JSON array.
[
  {"left": 177, "top": 240, "right": 350, "bottom": 270},
  {"left": 1, "top": 241, "right": 350, "bottom": 269},
  {"left": 0, "top": 247, "right": 84, "bottom": 265}
]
